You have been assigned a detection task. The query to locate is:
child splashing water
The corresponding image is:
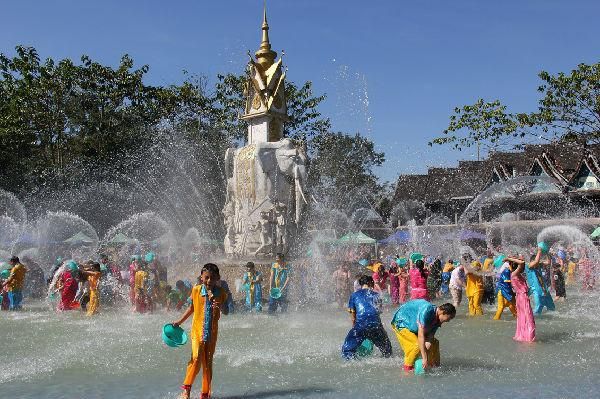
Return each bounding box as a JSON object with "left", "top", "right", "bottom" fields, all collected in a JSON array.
[
  {"left": 172, "top": 263, "right": 229, "bottom": 399},
  {"left": 391, "top": 299, "right": 456, "bottom": 372},
  {"left": 341, "top": 275, "right": 393, "bottom": 359}
]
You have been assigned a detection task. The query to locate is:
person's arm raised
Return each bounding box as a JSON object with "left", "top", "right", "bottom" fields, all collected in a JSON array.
[{"left": 528, "top": 248, "right": 543, "bottom": 269}]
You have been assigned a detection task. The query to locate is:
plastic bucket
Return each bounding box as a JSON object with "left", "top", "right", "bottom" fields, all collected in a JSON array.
[
  {"left": 162, "top": 324, "right": 188, "bottom": 347},
  {"left": 396, "top": 257, "right": 407, "bottom": 266},
  {"left": 270, "top": 288, "right": 282, "bottom": 299},
  {"left": 414, "top": 358, "right": 425, "bottom": 375},
  {"left": 410, "top": 253, "right": 423, "bottom": 263},
  {"left": 357, "top": 339, "right": 374, "bottom": 357},
  {"left": 493, "top": 254, "right": 507, "bottom": 269}
]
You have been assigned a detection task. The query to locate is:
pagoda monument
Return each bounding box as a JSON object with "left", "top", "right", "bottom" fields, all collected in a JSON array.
[{"left": 223, "top": 6, "right": 308, "bottom": 257}]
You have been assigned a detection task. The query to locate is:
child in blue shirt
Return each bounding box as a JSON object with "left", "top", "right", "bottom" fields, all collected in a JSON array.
[
  {"left": 341, "top": 275, "right": 393, "bottom": 359},
  {"left": 494, "top": 261, "right": 517, "bottom": 320}
]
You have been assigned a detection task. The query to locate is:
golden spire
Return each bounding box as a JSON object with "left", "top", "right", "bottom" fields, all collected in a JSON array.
[{"left": 255, "top": 1, "right": 277, "bottom": 70}]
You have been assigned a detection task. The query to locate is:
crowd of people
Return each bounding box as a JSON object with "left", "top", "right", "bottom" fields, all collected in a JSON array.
[
  {"left": 332, "top": 242, "right": 595, "bottom": 372},
  {"left": 0, "top": 240, "right": 597, "bottom": 399}
]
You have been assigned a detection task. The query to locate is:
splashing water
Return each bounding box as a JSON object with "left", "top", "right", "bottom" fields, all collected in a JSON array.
[
  {"left": 0, "top": 188, "right": 27, "bottom": 254},
  {"left": 103, "top": 212, "right": 173, "bottom": 250}
]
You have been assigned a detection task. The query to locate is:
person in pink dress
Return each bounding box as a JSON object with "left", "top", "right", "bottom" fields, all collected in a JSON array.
[
  {"left": 399, "top": 265, "right": 409, "bottom": 303},
  {"left": 509, "top": 253, "right": 536, "bottom": 342},
  {"left": 409, "top": 259, "right": 429, "bottom": 300},
  {"left": 579, "top": 250, "right": 596, "bottom": 291},
  {"left": 389, "top": 258, "right": 401, "bottom": 304}
]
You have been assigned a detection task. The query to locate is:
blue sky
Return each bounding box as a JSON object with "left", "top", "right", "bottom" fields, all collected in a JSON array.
[{"left": 2, "top": 1, "right": 599, "bottom": 182}]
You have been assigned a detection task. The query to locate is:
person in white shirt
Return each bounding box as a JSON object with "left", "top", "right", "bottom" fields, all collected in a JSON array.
[{"left": 449, "top": 265, "right": 465, "bottom": 308}]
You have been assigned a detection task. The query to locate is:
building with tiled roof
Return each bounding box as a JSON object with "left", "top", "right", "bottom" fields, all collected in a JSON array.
[{"left": 392, "top": 141, "right": 600, "bottom": 226}]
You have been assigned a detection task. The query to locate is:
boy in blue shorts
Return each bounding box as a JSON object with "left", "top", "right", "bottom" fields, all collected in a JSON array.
[{"left": 341, "top": 275, "right": 393, "bottom": 359}]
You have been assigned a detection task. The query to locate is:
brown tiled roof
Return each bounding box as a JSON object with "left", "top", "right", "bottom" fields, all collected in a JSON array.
[
  {"left": 395, "top": 161, "right": 501, "bottom": 204},
  {"left": 394, "top": 142, "right": 600, "bottom": 203},
  {"left": 393, "top": 174, "right": 430, "bottom": 202}
]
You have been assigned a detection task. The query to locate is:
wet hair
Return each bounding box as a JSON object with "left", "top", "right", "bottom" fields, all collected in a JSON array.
[
  {"left": 438, "top": 303, "right": 456, "bottom": 317},
  {"left": 358, "top": 275, "right": 374, "bottom": 287},
  {"left": 9, "top": 256, "right": 19, "bottom": 264},
  {"left": 92, "top": 262, "right": 101, "bottom": 272},
  {"left": 245, "top": 261, "right": 255, "bottom": 269},
  {"left": 201, "top": 263, "right": 220, "bottom": 277},
  {"left": 415, "top": 259, "right": 427, "bottom": 278},
  {"left": 175, "top": 280, "right": 185, "bottom": 289}
]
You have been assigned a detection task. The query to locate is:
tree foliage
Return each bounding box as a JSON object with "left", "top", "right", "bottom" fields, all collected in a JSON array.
[
  {"left": 0, "top": 45, "right": 387, "bottom": 234},
  {"left": 308, "top": 132, "right": 385, "bottom": 208},
  {"left": 429, "top": 99, "right": 521, "bottom": 150},
  {"left": 532, "top": 62, "right": 600, "bottom": 142},
  {"left": 430, "top": 61, "right": 600, "bottom": 150},
  {"left": 0, "top": 46, "right": 191, "bottom": 192}
]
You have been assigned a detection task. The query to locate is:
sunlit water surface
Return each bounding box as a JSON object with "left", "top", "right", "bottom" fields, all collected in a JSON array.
[{"left": 2, "top": 291, "right": 600, "bottom": 399}]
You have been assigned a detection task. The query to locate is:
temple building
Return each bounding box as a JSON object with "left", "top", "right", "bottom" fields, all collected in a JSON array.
[{"left": 392, "top": 141, "right": 600, "bottom": 227}]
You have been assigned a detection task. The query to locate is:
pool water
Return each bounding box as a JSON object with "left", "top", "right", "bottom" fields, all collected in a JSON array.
[{"left": 1, "top": 291, "right": 599, "bottom": 399}]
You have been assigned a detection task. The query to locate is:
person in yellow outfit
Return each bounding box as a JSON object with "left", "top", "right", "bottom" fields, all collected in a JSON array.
[
  {"left": 465, "top": 261, "right": 486, "bottom": 316},
  {"left": 565, "top": 256, "right": 577, "bottom": 286},
  {"left": 134, "top": 263, "right": 149, "bottom": 313},
  {"left": 3, "top": 256, "right": 27, "bottom": 310},
  {"left": 81, "top": 262, "right": 102, "bottom": 316},
  {"left": 391, "top": 299, "right": 456, "bottom": 372},
  {"left": 172, "top": 263, "right": 229, "bottom": 399}
]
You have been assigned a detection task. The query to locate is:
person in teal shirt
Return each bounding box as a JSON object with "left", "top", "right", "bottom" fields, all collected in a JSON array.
[
  {"left": 526, "top": 247, "right": 555, "bottom": 314},
  {"left": 242, "top": 262, "right": 263, "bottom": 312},
  {"left": 269, "top": 253, "right": 291, "bottom": 313},
  {"left": 391, "top": 299, "right": 456, "bottom": 372}
]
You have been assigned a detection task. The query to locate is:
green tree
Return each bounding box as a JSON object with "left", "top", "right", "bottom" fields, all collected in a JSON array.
[
  {"left": 308, "top": 132, "right": 385, "bottom": 207},
  {"left": 428, "top": 99, "right": 521, "bottom": 152},
  {"left": 0, "top": 46, "right": 192, "bottom": 192},
  {"left": 531, "top": 62, "right": 600, "bottom": 142},
  {"left": 0, "top": 45, "right": 388, "bottom": 235},
  {"left": 430, "top": 61, "right": 600, "bottom": 150}
]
